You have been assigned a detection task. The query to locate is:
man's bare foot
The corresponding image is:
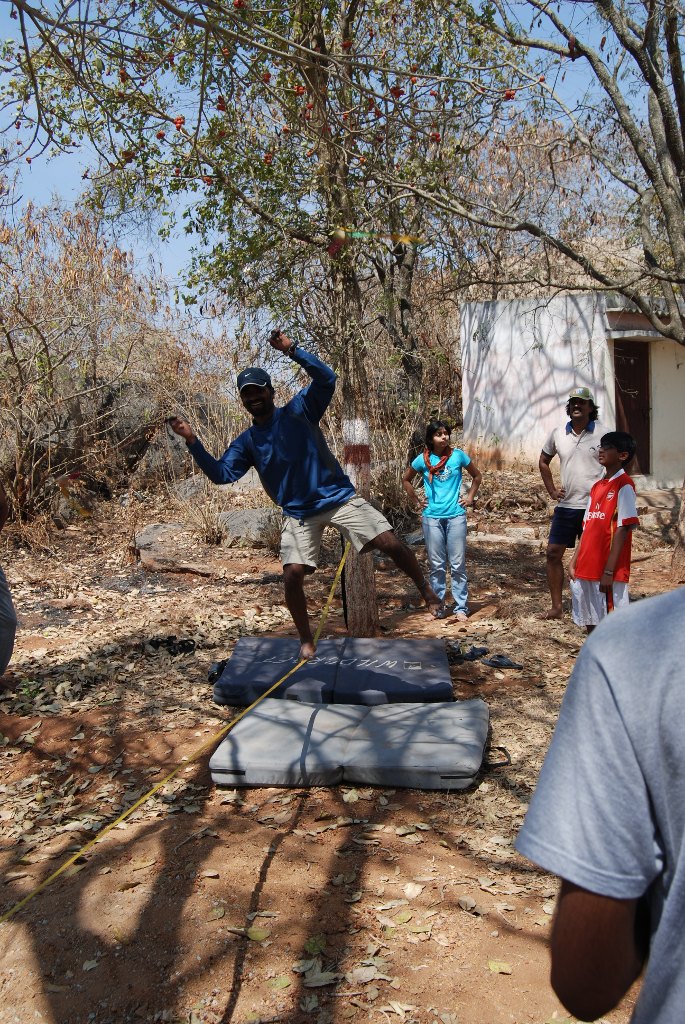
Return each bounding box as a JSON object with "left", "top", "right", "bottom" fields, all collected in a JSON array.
[
  {"left": 420, "top": 583, "right": 443, "bottom": 618},
  {"left": 454, "top": 611, "right": 469, "bottom": 622},
  {"left": 299, "top": 640, "right": 316, "bottom": 660},
  {"left": 540, "top": 608, "right": 563, "bottom": 620}
]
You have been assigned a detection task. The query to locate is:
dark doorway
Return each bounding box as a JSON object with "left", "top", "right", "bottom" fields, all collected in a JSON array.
[{"left": 613, "top": 340, "right": 650, "bottom": 474}]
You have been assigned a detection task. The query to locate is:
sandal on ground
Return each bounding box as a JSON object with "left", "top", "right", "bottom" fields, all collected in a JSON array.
[
  {"left": 482, "top": 654, "right": 523, "bottom": 670},
  {"left": 461, "top": 645, "right": 489, "bottom": 661}
]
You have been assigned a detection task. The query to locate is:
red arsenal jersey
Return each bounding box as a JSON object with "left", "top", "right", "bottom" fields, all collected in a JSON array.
[{"left": 575, "top": 470, "right": 639, "bottom": 583}]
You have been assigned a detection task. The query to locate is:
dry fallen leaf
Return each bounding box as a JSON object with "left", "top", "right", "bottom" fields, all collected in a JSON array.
[
  {"left": 488, "top": 960, "right": 512, "bottom": 975},
  {"left": 301, "top": 959, "right": 340, "bottom": 987},
  {"left": 266, "top": 975, "right": 291, "bottom": 990},
  {"left": 407, "top": 922, "right": 432, "bottom": 934},
  {"left": 394, "top": 910, "right": 413, "bottom": 924},
  {"left": 131, "top": 857, "right": 157, "bottom": 871},
  {"left": 346, "top": 966, "right": 381, "bottom": 984},
  {"left": 378, "top": 1002, "right": 417, "bottom": 1020}
]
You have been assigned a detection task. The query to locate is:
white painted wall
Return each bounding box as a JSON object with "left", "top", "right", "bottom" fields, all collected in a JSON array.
[
  {"left": 461, "top": 294, "right": 685, "bottom": 484},
  {"left": 649, "top": 339, "right": 685, "bottom": 483},
  {"left": 461, "top": 294, "right": 616, "bottom": 465}
]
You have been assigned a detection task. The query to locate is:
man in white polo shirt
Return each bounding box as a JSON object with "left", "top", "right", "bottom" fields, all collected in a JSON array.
[{"left": 539, "top": 387, "right": 605, "bottom": 619}]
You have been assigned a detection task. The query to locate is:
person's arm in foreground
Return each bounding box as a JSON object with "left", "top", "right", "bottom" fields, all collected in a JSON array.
[
  {"left": 539, "top": 450, "right": 564, "bottom": 501},
  {"left": 550, "top": 880, "right": 647, "bottom": 1021},
  {"left": 460, "top": 460, "right": 482, "bottom": 507},
  {"left": 401, "top": 466, "right": 424, "bottom": 511}
]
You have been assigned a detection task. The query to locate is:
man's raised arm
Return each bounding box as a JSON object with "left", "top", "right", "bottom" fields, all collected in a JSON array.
[{"left": 269, "top": 330, "right": 336, "bottom": 423}]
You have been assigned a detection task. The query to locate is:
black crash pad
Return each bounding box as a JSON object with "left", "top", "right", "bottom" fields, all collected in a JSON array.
[
  {"left": 212, "top": 637, "right": 453, "bottom": 707},
  {"left": 209, "top": 697, "right": 490, "bottom": 791}
]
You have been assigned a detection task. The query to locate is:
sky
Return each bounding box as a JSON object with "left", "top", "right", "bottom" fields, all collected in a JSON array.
[
  {"left": 9, "top": 144, "right": 193, "bottom": 285},
  {"left": 0, "top": 2, "right": 193, "bottom": 286},
  {"left": 1, "top": 0, "right": 623, "bottom": 290}
]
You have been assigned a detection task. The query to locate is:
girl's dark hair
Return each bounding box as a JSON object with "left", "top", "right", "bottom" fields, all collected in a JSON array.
[
  {"left": 565, "top": 399, "right": 600, "bottom": 420},
  {"left": 425, "top": 420, "right": 450, "bottom": 448}
]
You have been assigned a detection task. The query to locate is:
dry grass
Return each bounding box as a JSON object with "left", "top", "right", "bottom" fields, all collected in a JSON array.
[{"left": 166, "top": 477, "right": 231, "bottom": 546}]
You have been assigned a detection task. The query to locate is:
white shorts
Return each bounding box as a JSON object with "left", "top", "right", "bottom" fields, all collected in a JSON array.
[
  {"left": 570, "top": 577, "right": 629, "bottom": 627},
  {"left": 280, "top": 496, "right": 392, "bottom": 568}
]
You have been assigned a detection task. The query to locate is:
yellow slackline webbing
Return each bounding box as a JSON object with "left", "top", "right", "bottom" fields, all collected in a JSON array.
[{"left": 0, "top": 542, "right": 352, "bottom": 925}]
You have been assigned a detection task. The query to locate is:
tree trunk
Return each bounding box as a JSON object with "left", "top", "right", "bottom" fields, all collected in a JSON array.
[
  {"left": 333, "top": 262, "right": 380, "bottom": 638},
  {"left": 671, "top": 477, "right": 685, "bottom": 583}
]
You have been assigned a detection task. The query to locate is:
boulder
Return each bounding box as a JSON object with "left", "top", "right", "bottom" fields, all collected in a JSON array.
[{"left": 218, "top": 508, "right": 279, "bottom": 547}]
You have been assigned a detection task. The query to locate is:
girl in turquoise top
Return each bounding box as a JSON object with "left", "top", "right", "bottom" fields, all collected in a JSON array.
[{"left": 402, "top": 420, "right": 482, "bottom": 619}]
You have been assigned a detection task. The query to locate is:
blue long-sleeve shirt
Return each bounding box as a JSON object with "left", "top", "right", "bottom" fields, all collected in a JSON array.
[{"left": 187, "top": 348, "right": 356, "bottom": 520}]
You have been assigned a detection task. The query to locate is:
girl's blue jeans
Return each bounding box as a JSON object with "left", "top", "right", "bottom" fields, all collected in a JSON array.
[{"left": 422, "top": 514, "right": 468, "bottom": 613}]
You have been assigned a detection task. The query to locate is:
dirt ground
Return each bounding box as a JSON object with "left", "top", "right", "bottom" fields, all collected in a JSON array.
[{"left": 0, "top": 490, "right": 677, "bottom": 1024}]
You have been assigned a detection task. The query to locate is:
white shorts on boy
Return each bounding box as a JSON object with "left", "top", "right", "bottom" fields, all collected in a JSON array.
[{"left": 570, "top": 577, "right": 629, "bottom": 626}]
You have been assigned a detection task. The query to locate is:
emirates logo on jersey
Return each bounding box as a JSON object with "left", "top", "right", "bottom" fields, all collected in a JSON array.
[{"left": 586, "top": 510, "right": 606, "bottom": 520}]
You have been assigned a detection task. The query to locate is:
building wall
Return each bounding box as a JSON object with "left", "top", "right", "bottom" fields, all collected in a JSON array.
[
  {"left": 649, "top": 338, "right": 685, "bottom": 483},
  {"left": 461, "top": 294, "right": 615, "bottom": 466}
]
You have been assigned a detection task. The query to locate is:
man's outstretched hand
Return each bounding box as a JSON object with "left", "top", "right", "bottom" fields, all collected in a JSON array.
[
  {"left": 268, "top": 329, "right": 294, "bottom": 354},
  {"left": 168, "top": 416, "right": 197, "bottom": 445}
]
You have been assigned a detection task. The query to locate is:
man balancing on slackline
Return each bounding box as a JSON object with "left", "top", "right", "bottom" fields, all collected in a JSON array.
[{"left": 169, "top": 329, "right": 442, "bottom": 659}]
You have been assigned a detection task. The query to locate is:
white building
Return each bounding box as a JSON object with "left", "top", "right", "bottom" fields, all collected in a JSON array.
[{"left": 461, "top": 293, "right": 684, "bottom": 487}]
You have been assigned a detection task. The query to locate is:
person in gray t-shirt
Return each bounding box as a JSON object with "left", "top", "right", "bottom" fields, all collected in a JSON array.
[
  {"left": 539, "top": 387, "right": 604, "bottom": 619},
  {"left": 516, "top": 587, "right": 685, "bottom": 1023}
]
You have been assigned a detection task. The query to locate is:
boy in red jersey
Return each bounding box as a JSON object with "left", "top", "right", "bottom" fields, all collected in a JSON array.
[{"left": 568, "top": 431, "right": 639, "bottom": 633}]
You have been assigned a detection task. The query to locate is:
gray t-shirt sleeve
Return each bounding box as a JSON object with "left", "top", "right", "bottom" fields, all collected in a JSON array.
[
  {"left": 541, "top": 428, "right": 557, "bottom": 457},
  {"left": 516, "top": 641, "right": 662, "bottom": 899}
]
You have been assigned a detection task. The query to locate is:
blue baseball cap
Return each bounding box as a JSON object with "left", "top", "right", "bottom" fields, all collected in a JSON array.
[{"left": 237, "top": 367, "right": 272, "bottom": 392}]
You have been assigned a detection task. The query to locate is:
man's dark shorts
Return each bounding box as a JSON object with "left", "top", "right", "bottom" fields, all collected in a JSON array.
[{"left": 548, "top": 507, "right": 585, "bottom": 547}]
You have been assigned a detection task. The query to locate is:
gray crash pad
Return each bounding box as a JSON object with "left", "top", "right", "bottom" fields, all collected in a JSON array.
[
  {"left": 209, "top": 697, "right": 490, "bottom": 791},
  {"left": 212, "top": 637, "right": 453, "bottom": 707},
  {"left": 209, "top": 701, "right": 365, "bottom": 788}
]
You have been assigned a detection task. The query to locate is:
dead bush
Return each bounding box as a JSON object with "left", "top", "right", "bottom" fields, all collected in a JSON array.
[
  {"left": 371, "top": 464, "right": 420, "bottom": 535},
  {"left": 260, "top": 507, "right": 283, "bottom": 556},
  {"left": 167, "top": 477, "right": 230, "bottom": 546}
]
